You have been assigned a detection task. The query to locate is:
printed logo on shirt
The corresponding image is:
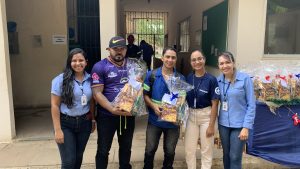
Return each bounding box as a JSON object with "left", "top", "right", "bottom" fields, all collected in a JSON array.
[
  {"left": 108, "top": 72, "right": 118, "bottom": 78},
  {"left": 215, "top": 87, "right": 220, "bottom": 95},
  {"left": 92, "top": 73, "right": 100, "bottom": 83},
  {"left": 120, "top": 77, "right": 129, "bottom": 84},
  {"left": 199, "top": 89, "right": 208, "bottom": 93},
  {"left": 112, "top": 87, "right": 120, "bottom": 93}
]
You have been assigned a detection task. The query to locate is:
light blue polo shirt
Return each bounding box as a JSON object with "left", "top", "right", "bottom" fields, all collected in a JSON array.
[
  {"left": 143, "top": 67, "right": 185, "bottom": 128},
  {"left": 217, "top": 71, "right": 256, "bottom": 129},
  {"left": 51, "top": 72, "right": 92, "bottom": 116}
]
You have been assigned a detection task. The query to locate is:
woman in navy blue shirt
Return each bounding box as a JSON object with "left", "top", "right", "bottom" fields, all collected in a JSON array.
[
  {"left": 185, "top": 50, "right": 220, "bottom": 169},
  {"left": 217, "top": 52, "right": 256, "bottom": 169},
  {"left": 51, "top": 48, "right": 96, "bottom": 169}
]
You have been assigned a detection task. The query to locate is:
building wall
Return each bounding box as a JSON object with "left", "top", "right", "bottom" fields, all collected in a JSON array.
[
  {"left": 6, "top": 0, "right": 68, "bottom": 108},
  {"left": 0, "top": 0, "right": 15, "bottom": 142},
  {"left": 228, "top": 0, "right": 300, "bottom": 69},
  {"left": 169, "top": 0, "right": 224, "bottom": 50},
  {"left": 100, "top": 0, "right": 117, "bottom": 58},
  {"left": 169, "top": 0, "right": 224, "bottom": 76}
]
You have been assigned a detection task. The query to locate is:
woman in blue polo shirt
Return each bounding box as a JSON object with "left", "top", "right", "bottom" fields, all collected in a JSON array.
[
  {"left": 217, "top": 52, "right": 256, "bottom": 169},
  {"left": 184, "top": 50, "right": 220, "bottom": 169},
  {"left": 143, "top": 47, "right": 185, "bottom": 169},
  {"left": 51, "top": 48, "right": 96, "bottom": 169}
]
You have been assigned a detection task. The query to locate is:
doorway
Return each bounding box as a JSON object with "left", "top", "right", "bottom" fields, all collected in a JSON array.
[{"left": 67, "top": 0, "right": 101, "bottom": 72}]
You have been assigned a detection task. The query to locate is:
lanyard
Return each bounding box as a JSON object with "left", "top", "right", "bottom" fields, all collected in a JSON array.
[
  {"left": 223, "top": 81, "right": 230, "bottom": 101},
  {"left": 75, "top": 80, "right": 85, "bottom": 95},
  {"left": 192, "top": 73, "right": 204, "bottom": 108}
]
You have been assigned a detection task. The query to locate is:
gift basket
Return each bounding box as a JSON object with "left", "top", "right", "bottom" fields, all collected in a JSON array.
[
  {"left": 159, "top": 75, "right": 194, "bottom": 123},
  {"left": 240, "top": 62, "right": 300, "bottom": 114},
  {"left": 112, "top": 58, "right": 148, "bottom": 116}
]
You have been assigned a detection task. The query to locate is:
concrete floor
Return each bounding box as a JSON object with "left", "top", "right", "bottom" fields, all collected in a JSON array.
[{"left": 0, "top": 108, "right": 289, "bottom": 168}]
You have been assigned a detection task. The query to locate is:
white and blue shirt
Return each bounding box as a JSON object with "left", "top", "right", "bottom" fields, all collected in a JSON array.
[
  {"left": 143, "top": 67, "right": 185, "bottom": 128},
  {"left": 186, "top": 72, "right": 220, "bottom": 109},
  {"left": 217, "top": 71, "right": 256, "bottom": 129},
  {"left": 51, "top": 72, "right": 92, "bottom": 116}
]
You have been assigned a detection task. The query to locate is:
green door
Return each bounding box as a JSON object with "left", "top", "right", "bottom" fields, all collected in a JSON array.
[{"left": 202, "top": 0, "right": 228, "bottom": 67}]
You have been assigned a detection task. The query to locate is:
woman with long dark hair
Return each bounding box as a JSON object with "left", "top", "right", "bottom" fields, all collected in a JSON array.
[{"left": 51, "top": 48, "right": 96, "bottom": 169}]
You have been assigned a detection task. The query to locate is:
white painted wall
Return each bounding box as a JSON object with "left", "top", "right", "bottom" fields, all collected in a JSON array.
[
  {"left": 100, "top": 0, "right": 117, "bottom": 58},
  {"left": 169, "top": 0, "right": 224, "bottom": 76},
  {"left": 6, "top": 0, "right": 68, "bottom": 108},
  {"left": 169, "top": 0, "right": 224, "bottom": 50},
  {"left": 229, "top": 0, "right": 300, "bottom": 68},
  {"left": 228, "top": 0, "right": 267, "bottom": 66},
  {"left": 0, "top": 0, "right": 15, "bottom": 142}
]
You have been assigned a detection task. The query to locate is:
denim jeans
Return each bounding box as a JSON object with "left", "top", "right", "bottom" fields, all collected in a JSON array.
[
  {"left": 218, "top": 124, "right": 246, "bottom": 169},
  {"left": 95, "top": 114, "right": 135, "bottom": 169},
  {"left": 57, "top": 114, "right": 92, "bottom": 169},
  {"left": 143, "top": 123, "right": 180, "bottom": 169}
]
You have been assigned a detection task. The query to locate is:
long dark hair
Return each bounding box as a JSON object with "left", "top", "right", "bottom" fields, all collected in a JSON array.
[{"left": 61, "top": 48, "right": 87, "bottom": 108}]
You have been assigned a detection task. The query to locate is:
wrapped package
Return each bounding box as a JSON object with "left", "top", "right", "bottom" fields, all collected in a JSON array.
[
  {"left": 262, "top": 82, "right": 277, "bottom": 101},
  {"left": 131, "top": 88, "right": 148, "bottom": 116},
  {"left": 239, "top": 62, "right": 300, "bottom": 106},
  {"left": 159, "top": 75, "right": 194, "bottom": 123},
  {"left": 160, "top": 102, "right": 177, "bottom": 122},
  {"left": 112, "top": 58, "right": 148, "bottom": 115},
  {"left": 113, "top": 83, "right": 140, "bottom": 112},
  {"left": 277, "top": 80, "right": 291, "bottom": 101},
  {"left": 290, "top": 77, "right": 300, "bottom": 100}
]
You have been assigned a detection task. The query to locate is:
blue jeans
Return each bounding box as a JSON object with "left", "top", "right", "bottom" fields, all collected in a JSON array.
[
  {"left": 57, "top": 114, "right": 92, "bottom": 169},
  {"left": 95, "top": 114, "right": 135, "bottom": 169},
  {"left": 219, "top": 124, "right": 246, "bottom": 169},
  {"left": 143, "top": 123, "right": 180, "bottom": 169}
]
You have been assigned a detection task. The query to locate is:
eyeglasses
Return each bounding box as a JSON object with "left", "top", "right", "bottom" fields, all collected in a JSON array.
[{"left": 191, "top": 57, "right": 204, "bottom": 63}]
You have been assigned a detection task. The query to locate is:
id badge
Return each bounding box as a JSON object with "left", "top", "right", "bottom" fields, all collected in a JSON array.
[
  {"left": 81, "top": 95, "right": 87, "bottom": 106},
  {"left": 194, "top": 98, "right": 197, "bottom": 108},
  {"left": 222, "top": 101, "right": 228, "bottom": 111}
]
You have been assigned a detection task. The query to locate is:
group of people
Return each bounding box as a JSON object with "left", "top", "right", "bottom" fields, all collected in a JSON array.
[
  {"left": 51, "top": 35, "right": 256, "bottom": 169},
  {"left": 125, "top": 34, "right": 154, "bottom": 70}
]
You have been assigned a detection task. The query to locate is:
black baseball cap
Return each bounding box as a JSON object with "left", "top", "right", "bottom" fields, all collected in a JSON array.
[{"left": 109, "top": 36, "right": 126, "bottom": 48}]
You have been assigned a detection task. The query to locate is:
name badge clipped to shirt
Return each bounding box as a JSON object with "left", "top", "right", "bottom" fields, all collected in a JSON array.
[
  {"left": 81, "top": 94, "right": 87, "bottom": 106},
  {"left": 222, "top": 101, "right": 228, "bottom": 111}
]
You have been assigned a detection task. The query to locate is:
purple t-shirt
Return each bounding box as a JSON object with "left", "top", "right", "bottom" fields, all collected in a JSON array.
[{"left": 91, "top": 57, "right": 129, "bottom": 116}]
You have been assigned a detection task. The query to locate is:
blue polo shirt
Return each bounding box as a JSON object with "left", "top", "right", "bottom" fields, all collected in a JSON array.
[
  {"left": 143, "top": 67, "right": 185, "bottom": 128},
  {"left": 186, "top": 72, "right": 220, "bottom": 108},
  {"left": 51, "top": 72, "right": 92, "bottom": 116},
  {"left": 217, "top": 71, "right": 256, "bottom": 129}
]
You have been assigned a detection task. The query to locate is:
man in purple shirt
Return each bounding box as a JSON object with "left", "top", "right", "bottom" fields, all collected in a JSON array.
[{"left": 91, "top": 36, "right": 134, "bottom": 169}]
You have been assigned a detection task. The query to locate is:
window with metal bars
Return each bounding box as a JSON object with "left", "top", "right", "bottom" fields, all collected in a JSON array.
[
  {"left": 125, "top": 11, "right": 168, "bottom": 58},
  {"left": 178, "top": 18, "right": 190, "bottom": 52}
]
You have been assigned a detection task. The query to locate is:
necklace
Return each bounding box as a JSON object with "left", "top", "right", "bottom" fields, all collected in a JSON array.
[{"left": 119, "top": 62, "right": 127, "bottom": 83}]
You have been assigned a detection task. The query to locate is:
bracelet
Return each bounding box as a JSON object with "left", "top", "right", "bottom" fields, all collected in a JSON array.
[{"left": 92, "top": 120, "right": 96, "bottom": 123}]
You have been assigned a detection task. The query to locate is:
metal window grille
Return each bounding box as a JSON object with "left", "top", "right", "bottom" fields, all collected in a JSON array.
[
  {"left": 179, "top": 18, "right": 190, "bottom": 52},
  {"left": 125, "top": 11, "right": 168, "bottom": 57}
]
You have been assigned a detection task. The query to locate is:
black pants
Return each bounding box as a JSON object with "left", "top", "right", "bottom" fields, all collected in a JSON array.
[
  {"left": 95, "top": 114, "right": 135, "bottom": 169},
  {"left": 143, "top": 123, "right": 180, "bottom": 169}
]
